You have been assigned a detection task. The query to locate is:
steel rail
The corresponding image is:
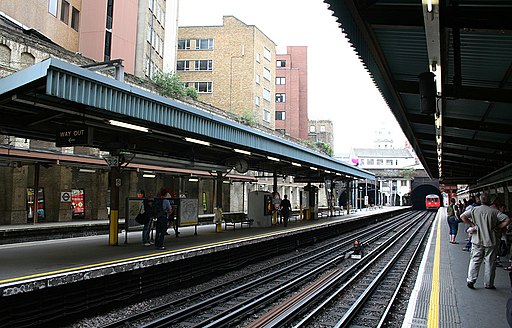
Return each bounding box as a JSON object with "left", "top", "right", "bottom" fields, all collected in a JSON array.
[
  {"left": 291, "top": 211, "right": 429, "bottom": 327},
  {"left": 139, "top": 213, "right": 416, "bottom": 328}
]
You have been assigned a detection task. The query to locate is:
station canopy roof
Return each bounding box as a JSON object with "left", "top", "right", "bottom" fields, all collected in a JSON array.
[
  {"left": 0, "top": 58, "right": 374, "bottom": 181},
  {"left": 325, "top": 0, "right": 512, "bottom": 185}
]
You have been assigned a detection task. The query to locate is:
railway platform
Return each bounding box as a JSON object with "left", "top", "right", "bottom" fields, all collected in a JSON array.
[
  {"left": 0, "top": 207, "right": 398, "bottom": 292},
  {"left": 403, "top": 208, "right": 512, "bottom": 328}
]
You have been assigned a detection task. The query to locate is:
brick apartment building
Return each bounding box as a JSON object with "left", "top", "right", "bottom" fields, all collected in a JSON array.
[
  {"left": 177, "top": 16, "right": 277, "bottom": 129},
  {"left": 275, "top": 46, "right": 309, "bottom": 140}
]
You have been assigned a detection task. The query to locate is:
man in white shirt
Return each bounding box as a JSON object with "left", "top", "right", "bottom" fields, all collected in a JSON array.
[{"left": 460, "top": 192, "right": 511, "bottom": 289}]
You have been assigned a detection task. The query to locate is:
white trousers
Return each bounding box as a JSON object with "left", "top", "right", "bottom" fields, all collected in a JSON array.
[{"left": 467, "top": 243, "right": 497, "bottom": 288}]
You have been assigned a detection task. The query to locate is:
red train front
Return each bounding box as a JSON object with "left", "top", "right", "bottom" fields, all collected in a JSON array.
[{"left": 425, "top": 194, "right": 440, "bottom": 210}]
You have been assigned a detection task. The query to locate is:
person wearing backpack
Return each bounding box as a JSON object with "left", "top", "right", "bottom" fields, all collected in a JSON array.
[{"left": 154, "top": 190, "right": 173, "bottom": 250}]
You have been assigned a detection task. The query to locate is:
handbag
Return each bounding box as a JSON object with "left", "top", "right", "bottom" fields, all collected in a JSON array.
[{"left": 135, "top": 203, "right": 145, "bottom": 225}]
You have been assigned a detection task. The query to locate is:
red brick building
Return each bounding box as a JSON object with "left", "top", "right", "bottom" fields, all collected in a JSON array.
[{"left": 275, "top": 46, "right": 308, "bottom": 140}]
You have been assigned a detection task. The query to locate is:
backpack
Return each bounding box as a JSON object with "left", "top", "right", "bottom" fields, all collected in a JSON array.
[{"left": 153, "top": 198, "right": 166, "bottom": 218}]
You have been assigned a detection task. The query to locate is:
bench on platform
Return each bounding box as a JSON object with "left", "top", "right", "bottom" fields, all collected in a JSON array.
[{"left": 223, "top": 212, "right": 253, "bottom": 230}]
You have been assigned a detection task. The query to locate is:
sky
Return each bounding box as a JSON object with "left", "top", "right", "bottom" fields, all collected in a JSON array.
[{"left": 177, "top": 0, "right": 406, "bottom": 155}]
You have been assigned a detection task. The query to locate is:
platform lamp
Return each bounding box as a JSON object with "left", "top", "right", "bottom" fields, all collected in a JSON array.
[{"left": 418, "top": 72, "right": 436, "bottom": 115}]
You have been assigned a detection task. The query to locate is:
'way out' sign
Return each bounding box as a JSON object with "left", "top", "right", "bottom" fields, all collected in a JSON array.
[{"left": 56, "top": 127, "right": 93, "bottom": 147}]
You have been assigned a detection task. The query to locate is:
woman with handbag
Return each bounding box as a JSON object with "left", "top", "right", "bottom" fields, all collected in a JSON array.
[
  {"left": 447, "top": 198, "right": 459, "bottom": 244},
  {"left": 140, "top": 191, "right": 154, "bottom": 246}
]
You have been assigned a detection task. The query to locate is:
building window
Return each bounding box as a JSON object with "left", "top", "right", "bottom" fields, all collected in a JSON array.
[
  {"left": 185, "top": 81, "right": 213, "bottom": 93},
  {"left": 386, "top": 159, "right": 393, "bottom": 165},
  {"left": 196, "top": 38, "right": 214, "bottom": 50},
  {"left": 320, "top": 125, "right": 325, "bottom": 132},
  {"left": 60, "top": 0, "right": 69, "bottom": 24},
  {"left": 255, "top": 96, "right": 260, "bottom": 106},
  {"left": 367, "top": 159, "right": 374, "bottom": 165},
  {"left": 106, "top": 0, "right": 113, "bottom": 30},
  {"left": 176, "top": 60, "right": 190, "bottom": 71},
  {"left": 156, "top": 2, "right": 162, "bottom": 22},
  {"left": 401, "top": 180, "right": 408, "bottom": 187},
  {"left": 104, "top": 30, "right": 112, "bottom": 61},
  {"left": 178, "top": 39, "right": 191, "bottom": 50},
  {"left": 263, "top": 109, "right": 271, "bottom": 122},
  {"left": 276, "top": 60, "right": 286, "bottom": 67},
  {"left": 263, "top": 88, "right": 271, "bottom": 101},
  {"left": 276, "top": 77, "right": 286, "bottom": 85},
  {"left": 276, "top": 111, "right": 286, "bottom": 120},
  {"left": 263, "top": 47, "right": 271, "bottom": 61},
  {"left": 360, "top": 159, "right": 365, "bottom": 165},
  {"left": 255, "top": 74, "right": 260, "bottom": 84},
  {"left": 275, "top": 93, "right": 286, "bottom": 103},
  {"left": 158, "top": 35, "right": 164, "bottom": 55},
  {"left": 263, "top": 67, "right": 271, "bottom": 81},
  {"left": 309, "top": 126, "right": 315, "bottom": 133},
  {"left": 276, "top": 129, "right": 286, "bottom": 135},
  {"left": 256, "top": 53, "right": 260, "bottom": 63},
  {"left": 48, "top": 0, "right": 58, "bottom": 16},
  {"left": 377, "top": 159, "right": 383, "bottom": 165},
  {"left": 71, "top": 7, "right": 80, "bottom": 31},
  {"left": 194, "top": 60, "right": 213, "bottom": 71}
]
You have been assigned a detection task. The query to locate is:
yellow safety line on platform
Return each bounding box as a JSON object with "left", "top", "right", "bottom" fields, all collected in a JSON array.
[
  {"left": 0, "top": 228, "right": 300, "bottom": 285},
  {"left": 427, "top": 211, "right": 442, "bottom": 328}
]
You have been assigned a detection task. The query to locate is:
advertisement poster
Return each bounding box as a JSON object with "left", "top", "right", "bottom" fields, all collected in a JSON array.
[
  {"left": 263, "top": 194, "right": 273, "bottom": 216},
  {"left": 26, "top": 188, "right": 45, "bottom": 221},
  {"left": 179, "top": 199, "right": 198, "bottom": 226},
  {"left": 71, "top": 189, "right": 85, "bottom": 218},
  {"left": 127, "top": 198, "right": 144, "bottom": 227}
]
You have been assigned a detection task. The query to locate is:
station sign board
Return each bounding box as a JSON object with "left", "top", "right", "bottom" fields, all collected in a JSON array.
[
  {"left": 60, "top": 191, "right": 71, "bottom": 202},
  {"left": 56, "top": 127, "right": 93, "bottom": 147}
]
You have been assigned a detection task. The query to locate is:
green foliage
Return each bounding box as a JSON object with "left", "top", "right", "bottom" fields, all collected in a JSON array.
[
  {"left": 237, "top": 109, "right": 258, "bottom": 127},
  {"left": 151, "top": 71, "right": 197, "bottom": 100},
  {"left": 301, "top": 140, "right": 333, "bottom": 157},
  {"left": 316, "top": 141, "right": 333, "bottom": 157},
  {"left": 185, "top": 86, "right": 197, "bottom": 99},
  {"left": 402, "top": 167, "right": 415, "bottom": 180}
]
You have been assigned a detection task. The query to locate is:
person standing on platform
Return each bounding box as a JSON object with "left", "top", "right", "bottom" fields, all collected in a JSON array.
[
  {"left": 446, "top": 198, "right": 459, "bottom": 244},
  {"left": 462, "top": 197, "right": 478, "bottom": 252},
  {"left": 141, "top": 192, "right": 154, "bottom": 246},
  {"left": 460, "top": 192, "right": 511, "bottom": 289},
  {"left": 154, "top": 190, "right": 173, "bottom": 250},
  {"left": 280, "top": 194, "right": 292, "bottom": 227}
]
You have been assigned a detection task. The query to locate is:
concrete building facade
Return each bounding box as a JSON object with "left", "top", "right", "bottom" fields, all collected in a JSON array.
[
  {"left": 177, "top": 16, "right": 277, "bottom": 128},
  {"left": 0, "top": 0, "right": 82, "bottom": 52},
  {"left": 275, "top": 46, "right": 308, "bottom": 140},
  {"left": 0, "top": 0, "right": 178, "bottom": 77}
]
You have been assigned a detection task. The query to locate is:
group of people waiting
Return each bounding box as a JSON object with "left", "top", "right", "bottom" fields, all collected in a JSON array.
[
  {"left": 445, "top": 192, "right": 511, "bottom": 290},
  {"left": 138, "top": 189, "right": 178, "bottom": 250}
]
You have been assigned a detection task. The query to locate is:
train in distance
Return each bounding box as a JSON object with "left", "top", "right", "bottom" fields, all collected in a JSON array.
[{"left": 425, "top": 194, "right": 441, "bottom": 211}]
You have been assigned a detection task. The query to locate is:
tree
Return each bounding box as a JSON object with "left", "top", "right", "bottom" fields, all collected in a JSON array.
[{"left": 151, "top": 71, "right": 197, "bottom": 100}]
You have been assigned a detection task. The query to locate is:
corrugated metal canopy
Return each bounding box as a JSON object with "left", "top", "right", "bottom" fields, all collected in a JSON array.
[
  {"left": 0, "top": 58, "right": 374, "bottom": 181},
  {"left": 325, "top": 0, "right": 512, "bottom": 185}
]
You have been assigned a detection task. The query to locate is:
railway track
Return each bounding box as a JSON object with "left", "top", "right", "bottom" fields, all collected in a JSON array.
[{"left": 99, "top": 210, "right": 432, "bottom": 328}]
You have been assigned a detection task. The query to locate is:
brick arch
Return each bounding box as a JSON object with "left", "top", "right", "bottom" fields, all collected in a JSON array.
[
  {"left": 0, "top": 44, "right": 11, "bottom": 66},
  {"left": 20, "top": 52, "right": 35, "bottom": 68}
]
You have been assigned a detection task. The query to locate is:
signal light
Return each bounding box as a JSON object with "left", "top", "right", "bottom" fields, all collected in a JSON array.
[{"left": 351, "top": 240, "right": 363, "bottom": 259}]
